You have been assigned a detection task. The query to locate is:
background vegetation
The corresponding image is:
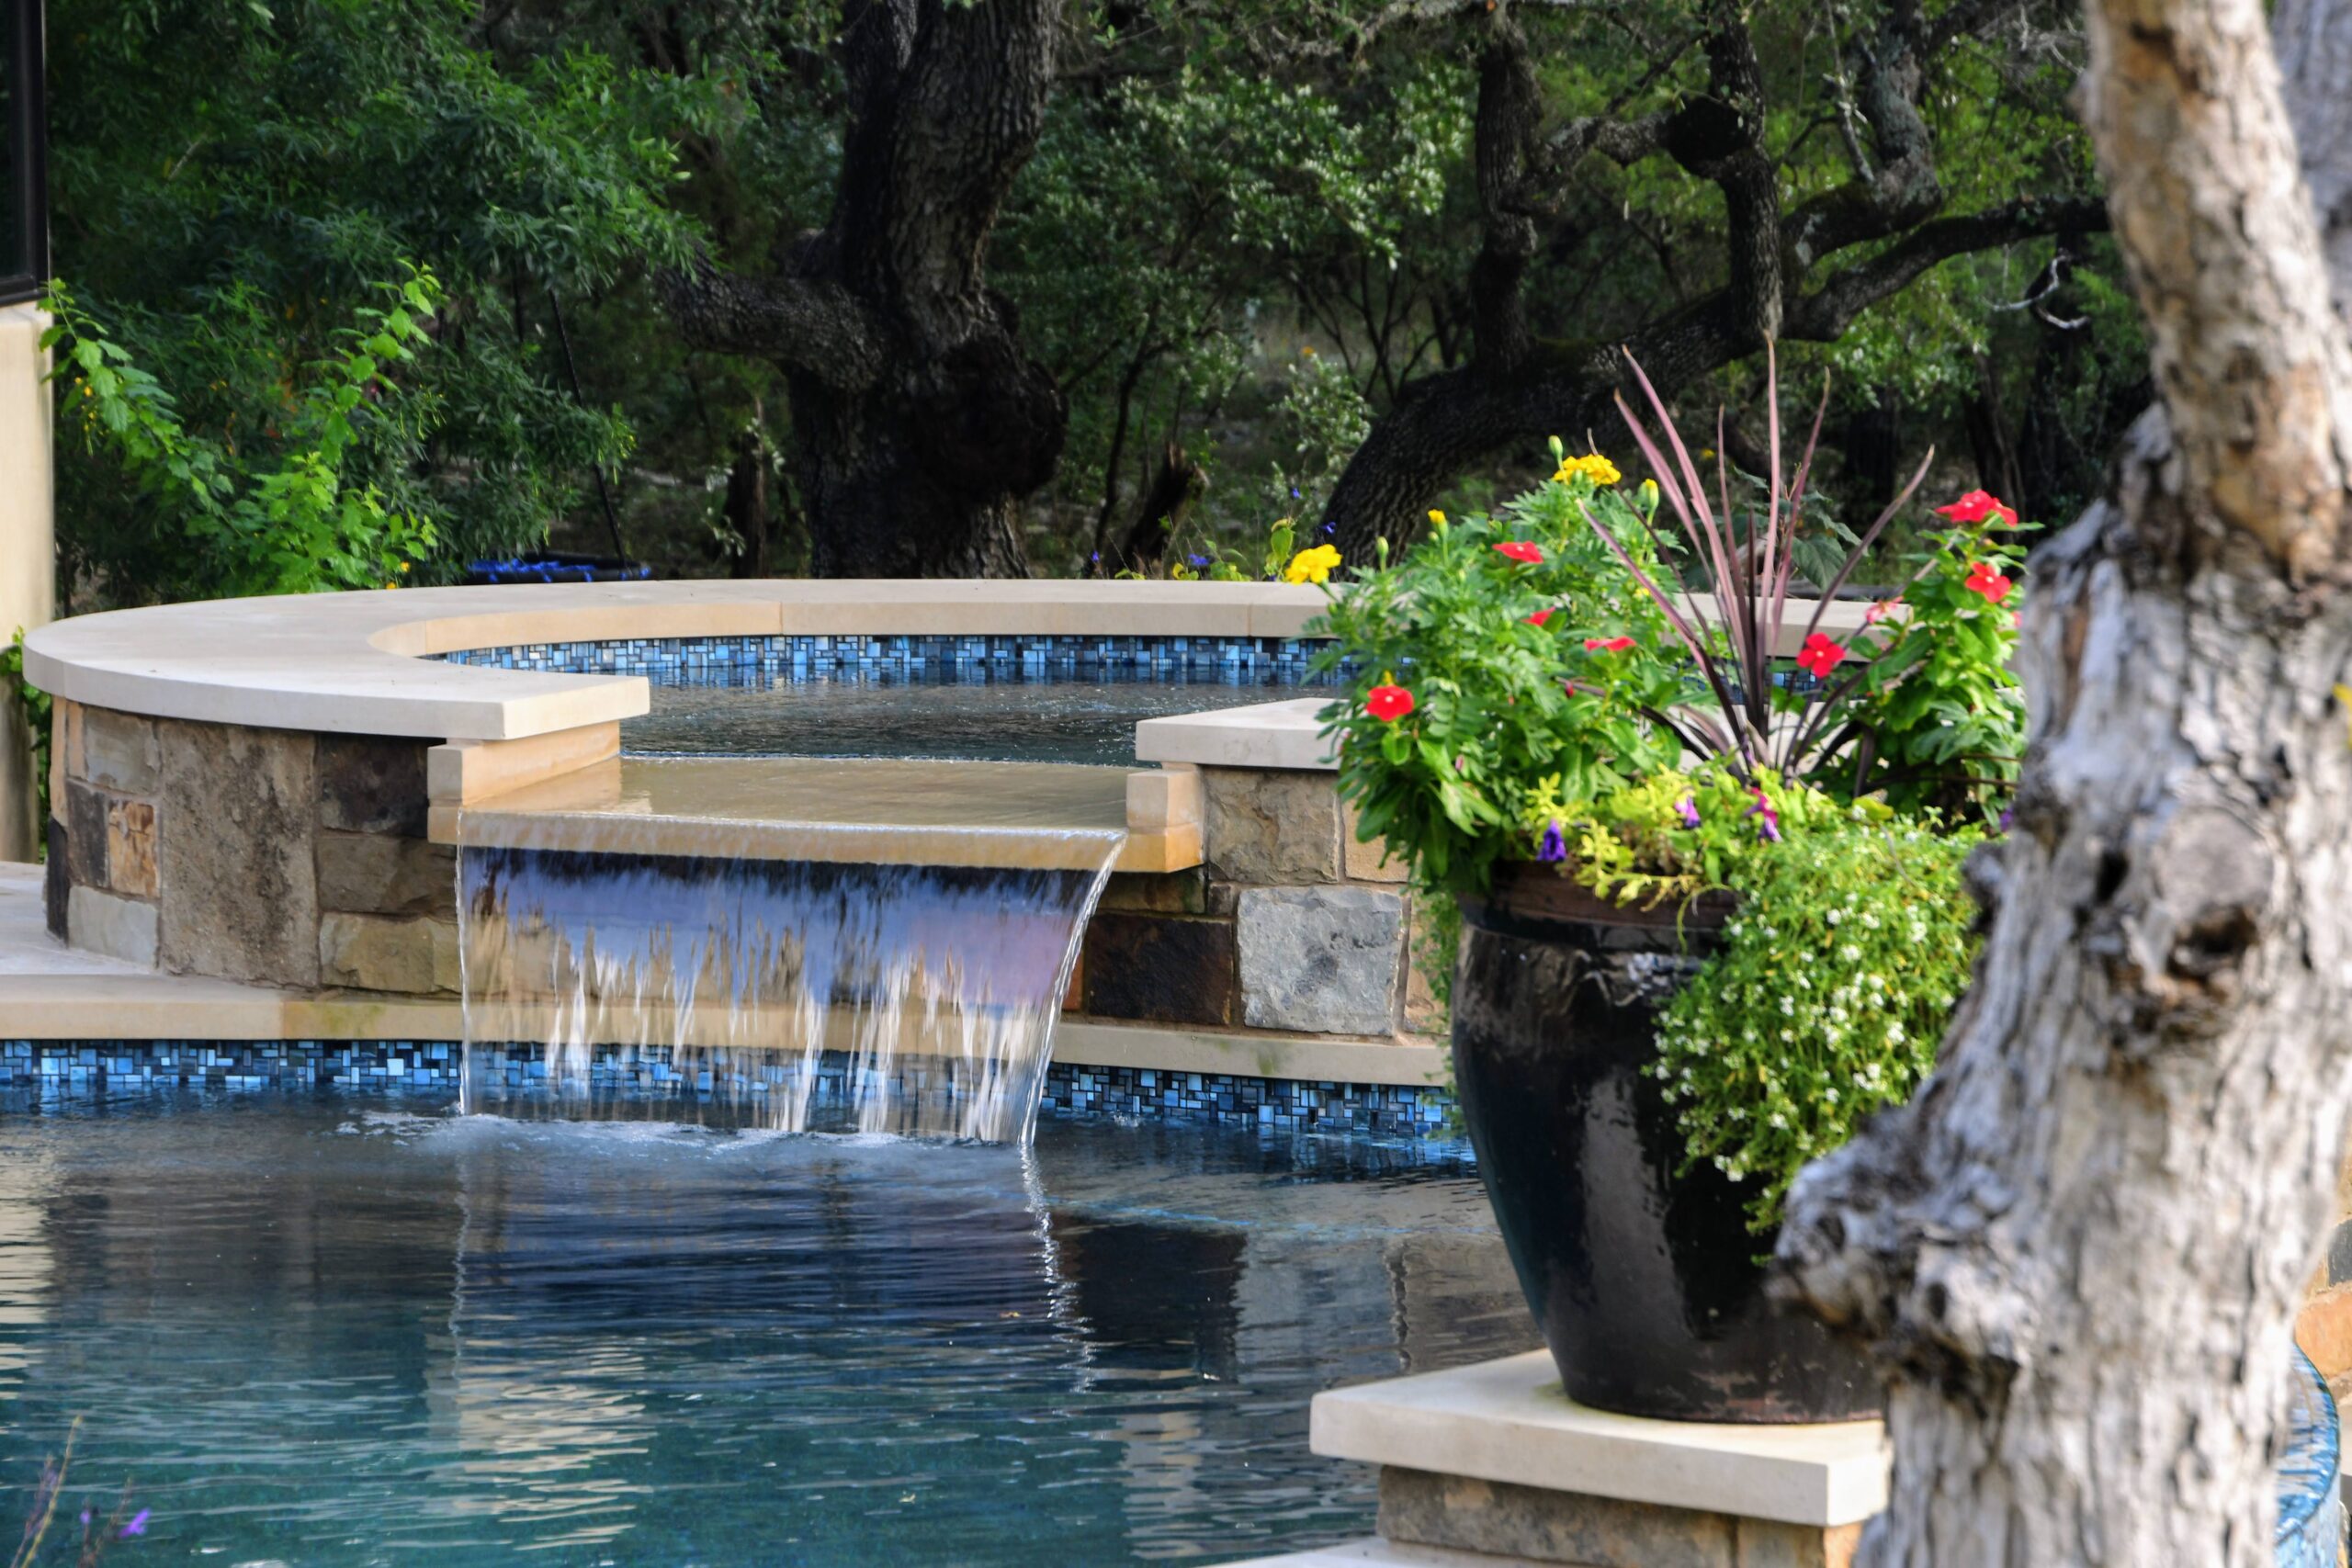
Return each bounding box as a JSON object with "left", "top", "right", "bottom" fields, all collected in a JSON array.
[{"left": 42, "top": 0, "right": 2134, "bottom": 606}]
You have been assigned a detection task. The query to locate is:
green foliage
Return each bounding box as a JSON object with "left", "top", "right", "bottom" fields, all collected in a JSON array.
[
  {"left": 1312, "top": 465, "right": 1682, "bottom": 895},
  {"left": 46, "top": 0, "right": 700, "bottom": 603},
  {"left": 1, "top": 632, "right": 51, "bottom": 835},
  {"left": 45, "top": 274, "right": 444, "bottom": 597},
  {"left": 1648, "top": 799, "right": 1979, "bottom": 1231},
  {"left": 1520, "top": 766, "right": 1981, "bottom": 1230},
  {"left": 1841, "top": 517, "right": 2032, "bottom": 817}
]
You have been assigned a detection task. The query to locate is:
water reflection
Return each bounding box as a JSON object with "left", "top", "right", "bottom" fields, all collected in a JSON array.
[{"left": 0, "top": 1101, "right": 1530, "bottom": 1565}]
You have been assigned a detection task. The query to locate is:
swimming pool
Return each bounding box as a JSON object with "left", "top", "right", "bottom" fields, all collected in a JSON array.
[
  {"left": 0, "top": 1100, "right": 1527, "bottom": 1565},
  {"left": 622, "top": 674, "right": 1315, "bottom": 766}
]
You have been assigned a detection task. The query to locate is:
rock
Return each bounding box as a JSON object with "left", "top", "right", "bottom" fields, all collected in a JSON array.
[
  {"left": 1403, "top": 895, "right": 1449, "bottom": 1037},
  {"left": 316, "top": 734, "right": 431, "bottom": 835},
  {"left": 1379, "top": 1465, "right": 1861, "bottom": 1568},
  {"left": 78, "top": 705, "right": 158, "bottom": 794},
  {"left": 319, "top": 912, "right": 461, "bottom": 994},
  {"left": 316, "top": 831, "right": 457, "bottom": 916},
  {"left": 67, "top": 886, "right": 157, "bottom": 968},
  {"left": 1079, "top": 911, "right": 1238, "bottom": 1025},
  {"left": 155, "top": 718, "right": 320, "bottom": 986},
  {"left": 1096, "top": 867, "right": 1209, "bottom": 916},
  {"left": 1202, "top": 767, "right": 1341, "bottom": 884},
  {"left": 106, "top": 799, "right": 158, "bottom": 898},
  {"left": 1235, "top": 884, "right": 1405, "bottom": 1035},
  {"left": 1342, "top": 801, "right": 1409, "bottom": 883},
  {"left": 63, "top": 779, "right": 108, "bottom": 890}
]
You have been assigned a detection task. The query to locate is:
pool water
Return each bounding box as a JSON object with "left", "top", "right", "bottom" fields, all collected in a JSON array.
[
  {"left": 0, "top": 1100, "right": 1530, "bottom": 1565},
  {"left": 622, "top": 676, "right": 1316, "bottom": 766}
]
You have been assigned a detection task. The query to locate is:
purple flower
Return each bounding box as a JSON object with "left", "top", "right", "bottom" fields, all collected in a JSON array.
[
  {"left": 1321, "top": 521, "right": 1335, "bottom": 536},
  {"left": 1188, "top": 554, "right": 1210, "bottom": 568},
  {"left": 1537, "top": 820, "right": 1568, "bottom": 863},
  {"left": 119, "top": 1510, "right": 149, "bottom": 1539},
  {"left": 1997, "top": 808, "right": 2014, "bottom": 835},
  {"left": 1675, "top": 795, "right": 1701, "bottom": 829},
  {"left": 1743, "top": 787, "right": 1781, "bottom": 843}
]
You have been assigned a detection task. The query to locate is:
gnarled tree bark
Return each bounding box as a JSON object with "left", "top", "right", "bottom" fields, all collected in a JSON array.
[
  {"left": 1320, "top": 0, "right": 2107, "bottom": 563},
  {"left": 659, "top": 0, "right": 1064, "bottom": 577},
  {"left": 1775, "top": 0, "right": 2352, "bottom": 1560}
]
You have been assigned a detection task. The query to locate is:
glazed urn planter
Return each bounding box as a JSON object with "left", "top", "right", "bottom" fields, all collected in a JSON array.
[{"left": 1453, "top": 861, "right": 1882, "bottom": 1424}]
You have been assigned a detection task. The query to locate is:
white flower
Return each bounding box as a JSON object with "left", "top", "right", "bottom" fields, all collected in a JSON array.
[
  {"left": 1840, "top": 944, "right": 1861, "bottom": 963},
  {"left": 1826, "top": 909, "right": 1842, "bottom": 926}
]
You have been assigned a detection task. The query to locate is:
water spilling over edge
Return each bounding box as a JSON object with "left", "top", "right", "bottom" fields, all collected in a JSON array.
[{"left": 455, "top": 829, "right": 1122, "bottom": 1143}]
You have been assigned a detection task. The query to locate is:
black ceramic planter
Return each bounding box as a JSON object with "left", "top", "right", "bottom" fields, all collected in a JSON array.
[{"left": 1453, "top": 863, "right": 1882, "bottom": 1424}]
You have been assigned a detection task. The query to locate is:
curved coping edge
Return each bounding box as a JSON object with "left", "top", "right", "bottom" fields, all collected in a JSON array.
[{"left": 22, "top": 580, "right": 1336, "bottom": 743}]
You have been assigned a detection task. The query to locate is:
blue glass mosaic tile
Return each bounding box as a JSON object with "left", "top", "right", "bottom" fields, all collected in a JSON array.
[
  {"left": 0, "top": 1041, "right": 1456, "bottom": 1139},
  {"left": 435, "top": 633, "right": 1336, "bottom": 686}
]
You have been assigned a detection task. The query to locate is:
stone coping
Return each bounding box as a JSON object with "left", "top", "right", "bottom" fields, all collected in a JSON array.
[
  {"left": 24, "top": 580, "right": 1867, "bottom": 746},
  {"left": 1310, "top": 1351, "right": 1889, "bottom": 1529},
  {"left": 1139, "top": 697, "right": 1337, "bottom": 771},
  {"left": 430, "top": 754, "right": 1200, "bottom": 873},
  {"left": 22, "top": 580, "right": 1332, "bottom": 742}
]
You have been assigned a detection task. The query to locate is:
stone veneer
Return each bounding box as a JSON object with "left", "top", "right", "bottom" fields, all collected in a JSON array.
[
  {"left": 45, "top": 699, "right": 457, "bottom": 993},
  {"left": 1074, "top": 768, "right": 1438, "bottom": 1041},
  {"left": 43, "top": 687, "right": 1442, "bottom": 1049}
]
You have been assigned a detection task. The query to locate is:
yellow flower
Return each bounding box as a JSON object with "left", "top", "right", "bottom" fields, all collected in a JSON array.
[
  {"left": 1637, "top": 478, "right": 1660, "bottom": 513},
  {"left": 1283, "top": 543, "right": 1342, "bottom": 584},
  {"left": 398, "top": 560, "right": 412, "bottom": 574},
  {"left": 1551, "top": 453, "right": 1622, "bottom": 487},
  {"left": 1427, "top": 510, "right": 1446, "bottom": 526}
]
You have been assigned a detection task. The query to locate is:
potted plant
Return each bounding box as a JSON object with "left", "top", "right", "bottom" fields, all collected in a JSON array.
[{"left": 1313, "top": 352, "right": 2027, "bottom": 1424}]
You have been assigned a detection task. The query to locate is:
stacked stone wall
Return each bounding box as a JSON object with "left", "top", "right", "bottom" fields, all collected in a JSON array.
[{"left": 45, "top": 700, "right": 455, "bottom": 993}]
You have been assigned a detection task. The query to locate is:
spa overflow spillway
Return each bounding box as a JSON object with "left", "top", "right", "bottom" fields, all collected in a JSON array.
[{"left": 454, "top": 756, "right": 1132, "bottom": 1140}]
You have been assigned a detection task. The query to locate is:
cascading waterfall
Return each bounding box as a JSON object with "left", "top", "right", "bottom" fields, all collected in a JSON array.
[{"left": 455, "top": 833, "right": 1122, "bottom": 1143}]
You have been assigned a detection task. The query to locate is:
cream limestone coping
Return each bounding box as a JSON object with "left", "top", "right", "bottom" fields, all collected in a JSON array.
[
  {"left": 1309, "top": 1351, "right": 1890, "bottom": 1529},
  {"left": 22, "top": 579, "right": 1334, "bottom": 742},
  {"left": 430, "top": 754, "right": 1203, "bottom": 874}
]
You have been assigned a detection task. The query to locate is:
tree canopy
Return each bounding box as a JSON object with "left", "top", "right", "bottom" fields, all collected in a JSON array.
[{"left": 43, "top": 0, "right": 2132, "bottom": 600}]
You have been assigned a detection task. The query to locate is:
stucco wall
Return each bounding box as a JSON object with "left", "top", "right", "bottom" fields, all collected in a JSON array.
[{"left": 0, "top": 303, "right": 51, "bottom": 864}]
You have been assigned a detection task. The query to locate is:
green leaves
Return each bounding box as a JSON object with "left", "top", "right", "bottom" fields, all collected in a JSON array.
[
  {"left": 46, "top": 270, "right": 446, "bottom": 599},
  {"left": 1315, "top": 466, "right": 1679, "bottom": 896}
]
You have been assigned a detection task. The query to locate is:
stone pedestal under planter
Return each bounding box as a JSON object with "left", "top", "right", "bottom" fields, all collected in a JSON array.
[{"left": 1223, "top": 1350, "right": 1887, "bottom": 1568}]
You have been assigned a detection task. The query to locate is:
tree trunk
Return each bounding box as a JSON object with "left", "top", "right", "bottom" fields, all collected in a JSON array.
[
  {"left": 1317, "top": 0, "right": 2110, "bottom": 566},
  {"left": 723, "top": 418, "right": 770, "bottom": 580},
  {"left": 1775, "top": 0, "right": 2352, "bottom": 1562},
  {"left": 661, "top": 0, "right": 1065, "bottom": 578}
]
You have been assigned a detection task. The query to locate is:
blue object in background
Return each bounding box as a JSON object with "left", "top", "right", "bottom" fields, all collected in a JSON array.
[
  {"left": 2278, "top": 1347, "right": 2343, "bottom": 1567},
  {"left": 462, "top": 551, "right": 652, "bottom": 585}
]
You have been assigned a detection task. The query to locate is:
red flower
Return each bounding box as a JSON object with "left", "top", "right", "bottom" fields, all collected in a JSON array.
[
  {"left": 1795, "top": 633, "right": 1847, "bottom": 678},
  {"left": 1863, "top": 597, "right": 1900, "bottom": 626},
  {"left": 1365, "top": 684, "right": 1416, "bottom": 722},
  {"left": 1526, "top": 608, "right": 1556, "bottom": 629},
  {"left": 1938, "top": 490, "right": 2019, "bottom": 527},
  {"left": 1964, "top": 561, "right": 2014, "bottom": 604},
  {"left": 1583, "top": 637, "right": 1634, "bottom": 653},
  {"left": 1492, "top": 541, "right": 1544, "bottom": 565}
]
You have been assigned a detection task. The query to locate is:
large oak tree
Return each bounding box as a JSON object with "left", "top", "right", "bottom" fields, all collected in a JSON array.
[
  {"left": 1776, "top": 0, "right": 2352, "bottom": 1557},
  {"left": 660, "top": 0, "right": 1067, "bottom": 577},
  {"left": 1321, "top": 0, "right": 2109, "bottom": 564}
]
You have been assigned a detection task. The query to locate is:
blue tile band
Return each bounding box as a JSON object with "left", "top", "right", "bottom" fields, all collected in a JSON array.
[
  {"left": 436, "top": 634, "right": 1336, "bottom": 686},
  {"left": 0, "top": 1041, "right": 1454, "bottom": 1138}
]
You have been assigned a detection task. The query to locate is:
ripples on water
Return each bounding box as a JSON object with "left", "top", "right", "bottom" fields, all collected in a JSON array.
[
  {"left": 0, "top": 1101, "right": 1531, "bottom": 1565},
  {"left": 622, "top": 677, "right": 1315, "bottom": 767}
]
